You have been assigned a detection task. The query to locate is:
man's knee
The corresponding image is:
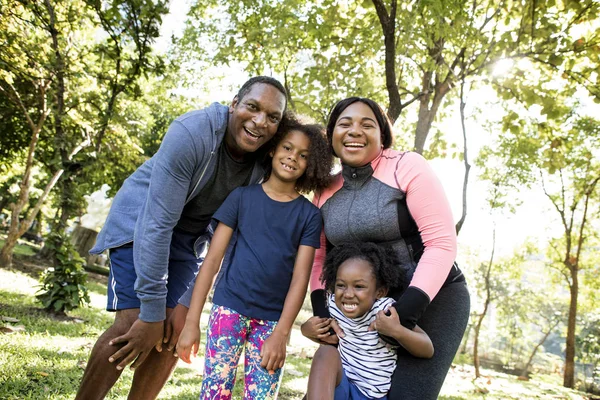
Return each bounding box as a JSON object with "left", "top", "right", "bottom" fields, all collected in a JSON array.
[{"left": 110, "top": 308, "right": 140, "bottom": 335}]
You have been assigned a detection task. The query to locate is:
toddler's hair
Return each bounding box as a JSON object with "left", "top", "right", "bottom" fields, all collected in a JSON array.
[
  {"left": 321, "top": 242, "right": 410, "bottom": 294},
  {"left": 262, "top": 112, "right": 333, "bottom": 193}
]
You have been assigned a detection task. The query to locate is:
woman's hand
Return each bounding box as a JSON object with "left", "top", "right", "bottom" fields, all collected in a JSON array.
[
  {"left": 175, "top": 323, "right": 200, "bottom": 364},
  {"left": 260, "top": 330, "right": 287, "bottom": 372},
  {"left": 301, "top": 316, "right": 343, "bottom": 345},
  {"left": 369, "top": 306, "right": 402, "bottom": 338}
]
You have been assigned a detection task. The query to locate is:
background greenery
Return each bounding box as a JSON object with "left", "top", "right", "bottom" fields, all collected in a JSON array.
[{"left": 1, "top": 0, "right": 599, "bottom": 397}]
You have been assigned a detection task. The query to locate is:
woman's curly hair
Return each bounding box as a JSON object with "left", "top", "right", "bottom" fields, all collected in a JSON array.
[
  {"left": 262, "top": 112, "right": 333, "bottom": 194},
  {"left": 320, "top": 242, "right": 410, "bottom": 294}
]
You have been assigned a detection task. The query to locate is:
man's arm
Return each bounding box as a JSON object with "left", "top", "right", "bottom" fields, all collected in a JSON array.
[
  {"left": 107, "top": 118, "right": 208, "bottom": 370},
  {"left": 134, "top": 120, "right": 206, "bottom": 323}
]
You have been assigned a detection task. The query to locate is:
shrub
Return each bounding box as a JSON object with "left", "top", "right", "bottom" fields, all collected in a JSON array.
[{"left": 36, "top": 232, "right": 90, "bottom": 314}]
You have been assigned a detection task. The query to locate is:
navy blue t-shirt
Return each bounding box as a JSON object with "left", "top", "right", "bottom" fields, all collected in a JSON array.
[{"left": 212, "top": 184, "right": 322, "bottom": 321}]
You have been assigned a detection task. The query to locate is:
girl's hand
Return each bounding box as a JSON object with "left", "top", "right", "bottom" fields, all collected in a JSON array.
[
  {"left": 260, "top": 330, "right": 287, "bottom": 372},
  {"left": 175, "top": 323, "right": 200, "bottom": 364}
]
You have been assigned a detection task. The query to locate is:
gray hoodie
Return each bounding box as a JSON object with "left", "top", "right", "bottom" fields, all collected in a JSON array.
[{"left": 91, "top": 103, "right": 265, "bottom": 322}]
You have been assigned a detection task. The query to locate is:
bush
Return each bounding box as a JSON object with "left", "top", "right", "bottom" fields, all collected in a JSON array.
[{"left": 36, "top": 232, "right": 90, "bottom": 314}]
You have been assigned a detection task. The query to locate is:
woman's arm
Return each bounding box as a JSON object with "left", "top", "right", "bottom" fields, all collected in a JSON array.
[
  {"left": 261, "top": 245, "right": 315, "bottom": 371},
  {"left": 175, "top": 222, "right": 233, "bottom": 363},
  {"left": 391, "top": 152, "right": 457, "bottom": 329}
]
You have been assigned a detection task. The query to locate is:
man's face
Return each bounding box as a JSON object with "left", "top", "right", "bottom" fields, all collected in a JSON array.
[{"left": 226, "top": 83, "right": 286, "bottom": 160}]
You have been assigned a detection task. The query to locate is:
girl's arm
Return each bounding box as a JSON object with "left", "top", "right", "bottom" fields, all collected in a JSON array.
[
  {"left": 260, "top": 244, "right": 316, "bottom": 371},
  {"left": 175, "top": 222, "right": 234, "bottom": 363},
  {"left": 371, "top": 307, "right": 434, "bottom": 359}
]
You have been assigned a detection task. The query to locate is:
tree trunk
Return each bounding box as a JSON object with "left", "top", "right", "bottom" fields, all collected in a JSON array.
[
  {"left": 520, "top": 321, "right": 559, "bottom": 379},
  {"left": 70, "top": 224, "right": 100, "bottom": 266},
  {"left": 455, "top": 78, "right": 471, "bottom": 234},
  {"left": 473, "top": 300, "right": 489, "bottom": 378},
  {"left": 563, "top": 271, "right": 578, "bottom": 388},
  {"left": 460, "top": 321, "right": 472, "bottom": 354},
  {"left": 414, "top": 79, "right": 449, "bottom": 154},
  {"left": 0, "top": 234, "right": 18, "bottom": 269}
]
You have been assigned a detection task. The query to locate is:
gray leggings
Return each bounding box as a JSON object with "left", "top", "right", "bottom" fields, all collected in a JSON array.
[{"left": 388, "top": 281, "right": 470, "bottom": 400}]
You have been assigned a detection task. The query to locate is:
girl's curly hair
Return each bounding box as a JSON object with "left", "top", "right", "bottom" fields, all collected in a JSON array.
[
  {"left": 320, "top": 242, "right": 411, "bottom": 294},
  {"left": 262, "top": 112, "right": 333, "bottom": 194}
]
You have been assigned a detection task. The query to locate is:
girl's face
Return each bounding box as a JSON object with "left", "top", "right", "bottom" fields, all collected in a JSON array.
[
  {"left": 331, "top": 102, "right": 382, "bottom": 167},
  {"left": 269, "top": 130, "right": 310, "bottom": 184},
  {"left": 334, "top": 258, "right": 386, "bottom": 318}
]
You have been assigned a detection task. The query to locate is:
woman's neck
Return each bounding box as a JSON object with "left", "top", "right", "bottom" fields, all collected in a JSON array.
[{"left": 262, "top": 178, "right": 300, "bottom": 201}]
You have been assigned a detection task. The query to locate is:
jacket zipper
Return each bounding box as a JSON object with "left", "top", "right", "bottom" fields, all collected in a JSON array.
[{"left": 186, "top": 149, "right": 215, "bottom": 205}]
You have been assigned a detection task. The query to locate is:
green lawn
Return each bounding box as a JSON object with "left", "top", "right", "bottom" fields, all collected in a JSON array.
[{"left": 0, "top": 259, "right": 594, "bottom": 399}]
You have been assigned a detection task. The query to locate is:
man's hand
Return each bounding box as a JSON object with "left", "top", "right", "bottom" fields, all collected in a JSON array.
[
  {"left": 176, "top": 323, "right": 201, "bottom": 364},
  {"left": 260, "top": 330, "right": 287, "bottom": 372},
  {"left": 369, "top": 306, "right": 402, "bottom": 338},
  {"left": 300, "top": 316, "right": 342, "bottom": 345},
  {"left": 163, "top": 304, "right": 189, "bottom": 353},
  {"left": 108, "top": 319, "right": 164, "bottom": 370}
]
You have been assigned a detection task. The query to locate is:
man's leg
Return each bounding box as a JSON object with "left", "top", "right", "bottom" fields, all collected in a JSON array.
[
  {"left": 75, "top": 308, "right": 139, "bottom": 400},
  {"left": 306, "top": 345, "right": 343, "bottom": 399},
  {"left": 125, "top": 229, "right": 203, "bottom": 399},
  {"left": 127, "top": 307, "right": 180, "bottom": 400}
]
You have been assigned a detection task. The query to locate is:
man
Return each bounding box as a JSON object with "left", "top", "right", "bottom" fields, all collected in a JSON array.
[{"left": 76, "top": 76, "right": 288, "bottom": 400}]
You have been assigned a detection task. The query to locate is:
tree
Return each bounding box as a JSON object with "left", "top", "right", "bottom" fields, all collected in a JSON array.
[
  {"left": 470, "top": 183, "right": 516, "bottom": 378},
  {"left": 182, "top": 0, "right": 600, "bottom": 152},
  {"left": 478, "top": 80, "right": 600, "bottom": 387},
  {"left": 0, "top": 0, "right": 167, "bottom": 268},
  {"left": 518, "top": 296, "right": 565, "bottom": 379},
  {"left": 180, "top": 0, "right": 599, "bottom": 240},
  {"left": 0, "top": 0, "right": 60, "bottom": 268}
]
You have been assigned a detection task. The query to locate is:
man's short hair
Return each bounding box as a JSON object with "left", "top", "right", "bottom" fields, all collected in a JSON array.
[{"left": 237, "top": 76, "right": 287, "bottom": 109}]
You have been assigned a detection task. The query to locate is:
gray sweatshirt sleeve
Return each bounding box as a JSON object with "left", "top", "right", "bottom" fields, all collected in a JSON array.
[{"left": 133, "top": 119, "right": 206, "bottom": 322}]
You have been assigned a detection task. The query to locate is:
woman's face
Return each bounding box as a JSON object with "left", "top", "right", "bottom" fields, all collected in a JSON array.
[{"left": 332, "top": 101, "right": 382, "bottom": 167}]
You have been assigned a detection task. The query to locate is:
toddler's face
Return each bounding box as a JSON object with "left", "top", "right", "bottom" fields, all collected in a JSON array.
[{"left": 334, "top": 258, "right": 385, "bottom": 318}]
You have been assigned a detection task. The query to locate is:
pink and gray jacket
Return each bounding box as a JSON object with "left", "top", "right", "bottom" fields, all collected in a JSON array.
[{"left": 310, "top": 148, "right": 464, "bottom": 329}]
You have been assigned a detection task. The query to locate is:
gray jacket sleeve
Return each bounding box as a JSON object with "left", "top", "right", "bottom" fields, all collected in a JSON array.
[{"left": 133, "top": 120, "right": 205, "bottom": 322}]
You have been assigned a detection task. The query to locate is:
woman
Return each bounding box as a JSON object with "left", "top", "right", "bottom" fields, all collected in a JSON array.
[{"left": 303, "top": 97, "right": 470, "bottom": 399}]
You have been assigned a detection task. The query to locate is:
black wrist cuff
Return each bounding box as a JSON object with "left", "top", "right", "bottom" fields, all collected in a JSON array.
[
  {"left": 380, "top": 287, "right": 430, "bottom": 345},
  {"left": 311, "top": 289, "right": 331, "bottom": 318}
]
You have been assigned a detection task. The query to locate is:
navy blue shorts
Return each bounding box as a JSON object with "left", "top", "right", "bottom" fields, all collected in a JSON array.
[
  {"left": 335, "top": 369, "right": 387, "bottom": 400},
  {"left": 106, "top": 229, "right": 200, "bottom": 311}
]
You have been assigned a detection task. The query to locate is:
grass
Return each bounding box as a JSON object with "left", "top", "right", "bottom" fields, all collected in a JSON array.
[{"left": 0, "top": 251, "right": 596, "bottom": 399}]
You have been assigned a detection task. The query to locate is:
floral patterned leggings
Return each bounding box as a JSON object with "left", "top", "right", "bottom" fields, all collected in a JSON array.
[{"left": 200, "top": 304, "right": 283, "bottom": 400}]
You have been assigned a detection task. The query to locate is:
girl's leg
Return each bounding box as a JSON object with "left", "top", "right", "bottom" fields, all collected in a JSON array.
[
  {"left": 243, "top": 318, "right": 283, "bottom": 400},
  {"left": 306, "top": 345, "right": 343, "bottom": 399},
  {"left": 201, "top": 305, "right": 248, "bottom": 400}
]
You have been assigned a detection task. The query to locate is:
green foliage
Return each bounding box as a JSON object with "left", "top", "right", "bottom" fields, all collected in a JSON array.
[
  {"left": 181, "top": 0, "right": 600, "bottom": 153},
  {"left": 36, "top": 233, "right": 90, "bottom": 314}
]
